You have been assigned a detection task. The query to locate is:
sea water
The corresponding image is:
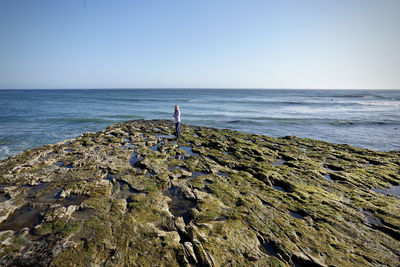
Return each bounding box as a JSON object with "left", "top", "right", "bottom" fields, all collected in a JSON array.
[{"left": 1, "top": 89, "right": 399, "bottom": 161}]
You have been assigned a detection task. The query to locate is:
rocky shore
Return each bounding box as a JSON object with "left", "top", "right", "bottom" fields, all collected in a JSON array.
[{"left": 0, "top": 119, "right": 399, "bottom": 266}]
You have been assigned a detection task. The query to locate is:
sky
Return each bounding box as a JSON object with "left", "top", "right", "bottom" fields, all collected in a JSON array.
[{"left": 0, "top": 0, "right": 399, "bottom": 89}]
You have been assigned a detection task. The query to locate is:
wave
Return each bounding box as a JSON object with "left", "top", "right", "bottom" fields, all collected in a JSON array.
[
  {"left": 209, "top": 99, "right": 400, "bottom": 108},
  {"left": 89, "top": 97, "right": 166, "bottom": 103},
  {"left": 105, "top": 114, "right": 144, "bottom": 119},
  {"left": 226, "top": 118, "right": 312, "bottom": 126},
  {"left": 226, "top": 120, "right": 266, "bottom": 126},
  {"left": 332, "top": 93, "right": 384, "bottom": 99},
  {"left": 53, "top": 118, "right": 114, "bottom": 124},
  {"left": 148, "top": 111, "right": 172, "bottom": 117},
  {"left": 211, "top": 100, "right": 321, "bottom": 105},
  {"left": 0, "top": 137, "right": 13, "bottom": 145},
  {"left": 357, "top": 101, "right": 400, "bottom": 107},
  {"left": 111, "top": 97, "right": 192, "bottom": 103},
  {"left": 330, "top": 120, "right": 391, "bottom": 126},
  {"left": 223, "top": 117, "right": 400, "bottom": 127},
  {"left": 0, "top": 145, "right": 11, "bottom": 161},
  {"left": 0, "top": 145, "right": 10, "bottom": 154},
  {"left": 332, "top": 93, "right": 400, "bottom": 101}
]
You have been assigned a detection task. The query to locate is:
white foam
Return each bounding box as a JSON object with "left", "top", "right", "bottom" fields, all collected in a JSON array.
[
  {"left": 358, "top": 101, "right": 400, "bottom": 107},
  {"left": 0, "top": 145, "right": 11, "bottom": 161},
  {"left": 0, "top": 145, "right": 10, "bottom": 155}
]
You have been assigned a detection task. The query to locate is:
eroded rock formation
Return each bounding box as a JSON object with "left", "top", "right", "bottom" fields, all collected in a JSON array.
[{"left": 0, "top": 120, "right": 399, "bottom": 266}]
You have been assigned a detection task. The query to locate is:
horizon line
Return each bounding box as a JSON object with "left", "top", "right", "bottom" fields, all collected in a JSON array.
[{"left": 1, "top": 87, "right": 399, "bottom": 90}]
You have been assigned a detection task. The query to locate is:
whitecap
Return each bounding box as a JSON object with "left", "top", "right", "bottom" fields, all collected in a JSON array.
[
  {"left": 0, "top": 146, "right": 12, "bottom": 161},
  {"left": 0, "top": 146, "right": 10, "bottom": 154},
  {"left": 357, "top": 101, "right": 400, "bottom": 107}
]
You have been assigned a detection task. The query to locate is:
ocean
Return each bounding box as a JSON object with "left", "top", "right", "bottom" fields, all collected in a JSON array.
[{"left": 1, "top": 89, "right": 399, "bottom": 161}]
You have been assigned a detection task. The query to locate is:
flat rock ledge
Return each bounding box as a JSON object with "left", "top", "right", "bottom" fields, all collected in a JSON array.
[{"left": 0, "top": 119, "right": 399, "bottom": 267}]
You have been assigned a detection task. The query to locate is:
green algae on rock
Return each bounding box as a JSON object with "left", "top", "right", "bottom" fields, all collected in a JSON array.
[{"left": 0, "top": 119, "right": 399, "bottom": 266}]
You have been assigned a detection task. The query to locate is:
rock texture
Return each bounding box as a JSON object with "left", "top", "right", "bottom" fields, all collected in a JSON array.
[{"left": 0, "top": 119, "right": 399, "bottom": 266}]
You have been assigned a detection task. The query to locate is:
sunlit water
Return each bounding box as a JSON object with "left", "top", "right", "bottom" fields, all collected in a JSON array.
[{"left": 1, "top": 89, "right": 399, "bottom": 160}]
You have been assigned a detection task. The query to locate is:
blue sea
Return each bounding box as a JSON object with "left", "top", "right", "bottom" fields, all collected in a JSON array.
[{"left": 1, "top": 89, "right": 399, "bottom": 161}]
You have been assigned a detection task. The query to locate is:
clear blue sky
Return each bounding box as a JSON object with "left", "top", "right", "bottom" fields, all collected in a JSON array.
[{"left": 0, "top": 0, "right": 399, "bottom": 89}]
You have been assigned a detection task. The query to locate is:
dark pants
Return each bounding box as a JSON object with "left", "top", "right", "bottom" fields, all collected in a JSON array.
[{"left": 175, "top": 122, "right": 180, "bottom": 138}]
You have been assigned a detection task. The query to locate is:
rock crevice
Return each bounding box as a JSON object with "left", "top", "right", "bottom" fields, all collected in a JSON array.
[{"left": 0, "top": 119, "right": 399, "bottom": 266}]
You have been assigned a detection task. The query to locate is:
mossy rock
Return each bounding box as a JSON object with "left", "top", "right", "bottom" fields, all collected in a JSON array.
[{"left": 0, "top": 119, "right": 399, "bottom": 267}]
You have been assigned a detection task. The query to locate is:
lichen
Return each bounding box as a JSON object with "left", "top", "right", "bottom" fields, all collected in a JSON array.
[{"left": 0, "top": 119, "right": 398, "bottom": 266}]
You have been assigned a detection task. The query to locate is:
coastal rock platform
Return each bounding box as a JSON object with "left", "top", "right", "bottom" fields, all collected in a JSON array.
[{"left": 0, "top": 119, "right": 399, "bottom": 266}]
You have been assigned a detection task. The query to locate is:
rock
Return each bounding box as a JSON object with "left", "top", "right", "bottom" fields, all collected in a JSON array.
[
  {"left": 192, "top": 240, "right": 216, "bottom": 267},
  {"left": 0, "top": 198, "right": 25, "bottom": 224},
  {"left": 179, "top": 185, "right": 196, "bottom": 200},
  {"left": 182, "top": 242, "right": 198, "bottom": 264},
  {"left": 193, "top": 189, "right": 208, "bottom": 200},
  {"left": 186, "top": 223, "right": 207, "bottom": 243},
  {"left": 174, "top": 217, "right": 186, "bottom": 234},
  {"left": 0, "top": 119, "right": 398, "bottom": 266},
  {"left": 112, "top": 199, "right": 127, "bottom": 214},
  {"left": 59, "top": 189, "right": 71, "bottom": 198}
]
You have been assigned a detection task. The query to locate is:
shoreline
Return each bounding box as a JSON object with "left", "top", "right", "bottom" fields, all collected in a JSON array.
[
  {"left": 2, "top": 89, "right": 400, "bottom": 159},
  {"left": 1, "top": 119, "right": 399, "bottom": 164},
  {"left": 0, "top": 119, "right": 399, "bottom": 266}
]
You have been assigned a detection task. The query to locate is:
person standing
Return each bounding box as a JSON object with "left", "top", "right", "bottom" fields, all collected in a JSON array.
[{"left": 174, "top": 105, "right": 181, "bottom": 139}]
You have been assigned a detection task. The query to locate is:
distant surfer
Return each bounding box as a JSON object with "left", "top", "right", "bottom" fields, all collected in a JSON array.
[{"left": 174, "top": 105, "right": 181, "bottom": 139}]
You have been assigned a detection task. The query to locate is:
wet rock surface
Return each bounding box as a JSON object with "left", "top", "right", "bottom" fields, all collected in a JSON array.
[{"left": 0, "top": 119, "right": 399, "bottom": 266}]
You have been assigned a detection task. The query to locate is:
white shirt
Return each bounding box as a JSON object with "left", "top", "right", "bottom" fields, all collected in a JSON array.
[{"left": 174, "top": 110, "right": 181, "bottom": 123}]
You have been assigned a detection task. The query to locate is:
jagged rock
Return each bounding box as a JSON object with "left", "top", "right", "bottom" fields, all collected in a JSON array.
[
  {"left": 59, "top": 189, "right": 71, "bottom": 198},
  {"left": 179, "top": 185, "right": 196, "bottom": 200},
  {"left": 174, "top": 217, "right": 186, "bottom": 234},
  {"left": 43, "top": 205, "right": 78, "bottom": 222},
  {"left": 0, "top": 119, "right": 398, "bottom": 266},
  {"left": 182, "top": 242, "right": 198, "bottom": 264},
  {"left": 186, "top": 223, "right": 207, "bottom": 243},
  {"left": 0, "top": 198, "right": 25, "bottom": 224},
  {"left": 192, "top": 240, "right": 216, "bottom": 267}
]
